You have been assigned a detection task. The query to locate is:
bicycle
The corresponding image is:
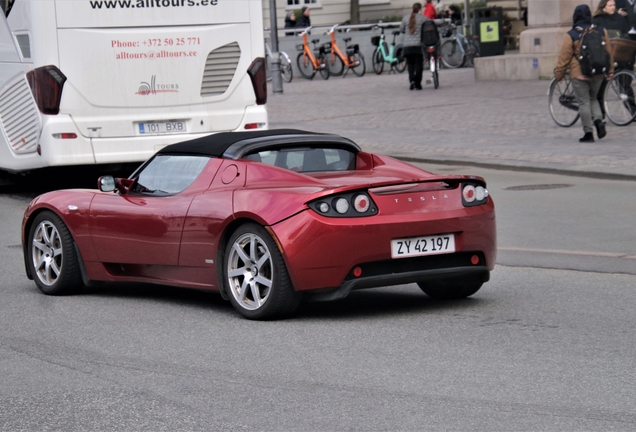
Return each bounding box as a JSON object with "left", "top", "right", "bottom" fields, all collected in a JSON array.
[
  {"left": 549, "top": 68, "right": 636, "bottom": 128},
  {"left": 371, "top": 26, "right": 407, "bottom": 75},
  {"left": 423, "top": 44, "right": 440, "bottom": 89},
  {"left": 324, "top": 24, "right": 366, "bottom": 77},
  {"left": 296, "top": 27, "right": 330, "bottom": 80},
  {"left": 440, "top": 23, "right": 480, "bottom": 69},
  {"left": 265, "top": 39, "right": 293, "bottom": 83}
]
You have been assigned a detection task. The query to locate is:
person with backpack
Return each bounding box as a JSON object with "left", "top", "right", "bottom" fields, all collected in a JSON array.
[
  {"left": 399, "top": 3, "right": 428, "bottom": 90},
  {"left": 555, "top": 4, "right": 614, "bottom": 142}
]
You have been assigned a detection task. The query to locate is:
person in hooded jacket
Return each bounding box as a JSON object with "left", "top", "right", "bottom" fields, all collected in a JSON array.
[
  {"left": 284, "top": 11, "right": 297, "bottom": 36},
  {"left": 555, "top": 4, "right": 614, "bottom": 142},
  {"left": 297, "top": 6, "right": 311, "bottom": 28}
]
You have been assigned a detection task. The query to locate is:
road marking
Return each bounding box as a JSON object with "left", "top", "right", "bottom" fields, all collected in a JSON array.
[{"left": 499, "top": 247, "right": 636, "bottom": 260}]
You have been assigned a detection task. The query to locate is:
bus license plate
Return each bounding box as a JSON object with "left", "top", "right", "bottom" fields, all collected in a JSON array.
[
  {"left": 138, "top": 121, "right": 186, "bottom": 135},
  {"left": 391, "top": 234, "right": 455, "bottom": 259}
]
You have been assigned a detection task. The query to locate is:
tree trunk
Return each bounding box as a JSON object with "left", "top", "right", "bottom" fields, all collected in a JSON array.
[{"left": 350, "top": 0, "right": 360, "bottom": 24}]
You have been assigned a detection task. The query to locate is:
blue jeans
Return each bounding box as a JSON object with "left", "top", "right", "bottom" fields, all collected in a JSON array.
[{"left": 572, "top": 77, "right": 603, "bottom": 134}]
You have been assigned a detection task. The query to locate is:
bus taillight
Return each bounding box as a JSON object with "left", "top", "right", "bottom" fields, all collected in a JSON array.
[
  {"left": 247, "top": 57, "right": 267, "bottom": 106},
  {"left": 26, "top": 66, "right": 67, "bottom": 115}
]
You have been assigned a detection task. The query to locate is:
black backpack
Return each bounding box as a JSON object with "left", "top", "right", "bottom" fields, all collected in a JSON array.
[
  {"left": 421, "top": 20, "right": 440, "bottom": 47},
  {"left": 578, "top": 25, "right": 610, "bottom": 76}
]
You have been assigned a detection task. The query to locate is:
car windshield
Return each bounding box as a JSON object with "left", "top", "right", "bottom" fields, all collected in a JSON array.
[
  {"left": 133, "top": 154, "right": 209, "bottom": 195},
  {"left": 243, "top": 147, "right": 355, "bottom": 173}
]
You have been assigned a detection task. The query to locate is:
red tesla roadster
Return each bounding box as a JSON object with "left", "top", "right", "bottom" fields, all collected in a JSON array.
[{"left": 22, "top": 129, "right": 496, "bottom": 319}]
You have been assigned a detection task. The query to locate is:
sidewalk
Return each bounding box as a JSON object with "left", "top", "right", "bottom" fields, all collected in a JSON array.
[{"left": 266, "top": 68, "right": 636, "bottom": 181}]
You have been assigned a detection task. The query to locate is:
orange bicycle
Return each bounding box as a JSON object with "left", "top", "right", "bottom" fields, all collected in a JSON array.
[
  {"left": 325, "top": 24, "right": 366, "bottom": 77},
  {"left": 296, "top": 27, "right": 330, "bottom": 80}
]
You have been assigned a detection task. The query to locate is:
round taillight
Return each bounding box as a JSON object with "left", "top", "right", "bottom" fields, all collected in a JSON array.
[
  {"left": 463, "top": 185, "right": 476, "bottom": 202},
  {"left": 353, "top": 267, "right": 362, "bottom": 277},
  {"left": 475, "top": 186, "right": 486, "bottom": 201},
  {"left": 335, "top": 198, "right": 349, "bottom": 214},
  {"left": 353, "top": 194, "right": 370, "bottom": 213},
  {"left": 471, "top": 255, "right": 480, "bottom": 265},
  {"left": 318, "top": 202, "right": 330, "bottom": 213}
]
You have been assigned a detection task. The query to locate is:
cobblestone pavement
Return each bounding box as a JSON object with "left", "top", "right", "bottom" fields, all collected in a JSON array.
[{"left": 267, "top": 68, "right": 636, "bottom": 180}]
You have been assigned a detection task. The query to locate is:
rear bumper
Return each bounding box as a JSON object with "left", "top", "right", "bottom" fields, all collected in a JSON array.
[{"left": 270, "top": 202, "right": 496, "bottom": 293}]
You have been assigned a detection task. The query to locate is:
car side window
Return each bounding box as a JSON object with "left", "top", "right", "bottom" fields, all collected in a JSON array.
[{"left": 134, "top": 155, "right": 209, "bottom": 195}]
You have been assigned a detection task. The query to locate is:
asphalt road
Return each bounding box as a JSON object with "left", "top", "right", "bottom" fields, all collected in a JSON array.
[{"left": 1, "top": 167, "right": 635, "bottom": 431}]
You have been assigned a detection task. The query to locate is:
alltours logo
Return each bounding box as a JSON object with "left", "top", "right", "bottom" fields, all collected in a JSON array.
[{"left": 136, "top": 75, "right": 179, "bottom": 95}]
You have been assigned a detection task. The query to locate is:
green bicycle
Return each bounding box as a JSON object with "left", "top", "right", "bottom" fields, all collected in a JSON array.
[{"left": 371, "top": 26, "right": 407, "bottom": 75}]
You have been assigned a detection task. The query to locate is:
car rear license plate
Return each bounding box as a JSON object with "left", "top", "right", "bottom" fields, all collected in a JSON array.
[
  {"left": 138, "top": 120, "right": 186, "bottom": 135},
  {"left": 391, "top": 234, "right": 455, "bottom": 259}
]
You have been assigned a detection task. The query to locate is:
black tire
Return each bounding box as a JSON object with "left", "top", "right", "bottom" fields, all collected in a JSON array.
[
  {"left": 296, "top": 51, "right": 316, "bottom": 80},
  {"left": 395, "top": 58, "right": 407, "bottom": 73},
  {"left": 433, "top": 70, "right": 439, "bottom": 89},
  {"left": 350, "top": 52, "right": 366, "bottom": 77},
  {"left": 441, "top": 40, "right": 464, "bottom": 69},
  {"left": 603, "top": 70, "right": 636, "bottom": 126},
  {"left": 224, "top": 223, "right": 301, "bottom": 320},
  {"left": 281, "top": 55, "right": 293, "bottom": 83},
  {"left": 27, "top": 211, "right": 83, "bottom": 295},
  {"left": 328, "top": 52, "right": 345, "bottom": 76},
  {"left": 372, "top": 50, "right": 384, "bottom": 75},
  {"left": 317, "top": 53, "right": 330, "bottom": 80},
  {"left": 549, "top": 78, "right": 580, "bottom": 127},
  {"left": 418, "top": 282, "right": 482, "bottom": 300}
]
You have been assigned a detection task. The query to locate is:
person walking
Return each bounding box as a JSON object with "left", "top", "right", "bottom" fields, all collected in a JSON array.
[
  {"left": 297, "top": 6, "right": 311, "bottom": 28},
  {"left": 555, "top": 4, "right": 614, "bottom": 142},
  {"left": 400, "top": 3, "right": 428, "bottom": 90},
  {"left": 423, "top": 0, "right": 437, "bottom": 19},
  {"left": 284, "top": 11, "right": 297, "bottom": 36}
]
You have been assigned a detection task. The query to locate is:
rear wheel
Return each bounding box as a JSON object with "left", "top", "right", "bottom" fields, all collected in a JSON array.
[
  {"left": 350, "top": 52, "right": 366, "bottom": 77},
  {"left": 418, "top": 282, "right": 482, "bottom": 300},
  {"left": 441, "top": 40, "right": 464, "bottom": 69},
  {"left": 603, "top": 70, "right": 636, "bottom": 126},
  {"left": 395, "top": 58, "right": 407, "bottom": 73},
  {"left": 328, "top": 53, "right": 345, "bottom": 76},
  {"left": 549, "top": 77, "right": 580, "bottom": 127},
  {"left": 224, "top": 223, "right": 301, "bottom": 320},
  {"left": 433, "top": 70, "right": 439, "bottom": 89},
  {"left": 296, "top": 51, "right": 316, "bottom": 80},
  {"left": 27, "top": 211, "right": 83, "bottom": 295},
  {"left": 372, "top": 50, "right": 384, "bottom": 75},
  {"left": 317, "top": 53, "right": 330, "bottom": 80}
]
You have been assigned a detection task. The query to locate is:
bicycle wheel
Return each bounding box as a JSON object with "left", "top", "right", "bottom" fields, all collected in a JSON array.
[
  {"left": 350, "top": 52, "right": 366, "bottom": 77},
  {"left": 372, "top": 50, "right": 384, "bottom": 74},
  {"left": 548, "top": 78, "right": 580, "bottom": 127},
  {"left": 317, "top": 53, "right": 330, "bottom": 80},
  {"left": 433, "top": 70, "right": 439, "bottom": 89},
  {"left": 395, "top": 58, "right": 407, "bottom": 73},
  {"left": 603, "top": 70, "right": 636, "bottom": 126},
  {"left": 328, "top": 53, "right": 345, "bottom": 77},
  {"left": 441, "top": 40, "right": 464, "bottom": 69},
  {"left": 296, "top": 51, "right": 316, "bottom": 80},
  {"left": 281, "top": 53, "right": 293, "bottom": 83}
]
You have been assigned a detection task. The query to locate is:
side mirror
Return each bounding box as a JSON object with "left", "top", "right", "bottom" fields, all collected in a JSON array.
[{"left": 98, "top": 176, "right": 115, "bottom": 192}]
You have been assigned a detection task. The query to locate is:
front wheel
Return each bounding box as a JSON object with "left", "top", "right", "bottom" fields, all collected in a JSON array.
[
  {"left": 280, "top": 53, "right": 293, "bottom": 83},
  {"left": 603, "top": 70, "right": 636, "bottom": 126},
  {"left": 224, "top": 223, "right": 301, "bottom": 320},
  {"left": 441, "top": 40, "right": 464, "bottom": 69},
  {"left": 328, "top": 52, "right": 345, "bottom": 76},
  {"left": 418, "top": 282, "right": 482, "bottom": 300},
  {"left": 317, "top": 53, "right": 330, "bottom": 80},
  {"left": 350, "top": 52, "right": 366, "bottom": 77},
  {"left": 27, "top": 211, "right": 83, "bottom": 295},
  {"left": 372, "top": 50, "right": 384, "bottom": 75},
  {"left": 296, "top": 51, "right": 316, "bottom": 80}
]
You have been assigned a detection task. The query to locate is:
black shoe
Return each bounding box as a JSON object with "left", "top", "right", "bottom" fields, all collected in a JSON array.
[
  {"left": 415, "top": 84, "right": 422, "bottom": 90},
  {"left": 594, "top": 119, "right": 606, "bottom": 139},
  {"left": 579, "top": 132, "right": 595, "bottom": 142},
  {"left": 410, "top": 82, "right": 416, "bottom": 90}
]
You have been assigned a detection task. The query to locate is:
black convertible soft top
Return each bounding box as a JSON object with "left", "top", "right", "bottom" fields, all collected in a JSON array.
[{"left": 156, "top": 129, "right": 360, "bottom": 159}]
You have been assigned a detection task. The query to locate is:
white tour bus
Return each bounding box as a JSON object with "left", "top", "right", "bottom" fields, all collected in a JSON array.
[{"left": 0, "top": 0, "right": 268, "bottom": 173}]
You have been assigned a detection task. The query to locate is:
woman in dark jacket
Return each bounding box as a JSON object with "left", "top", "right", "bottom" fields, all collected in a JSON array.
[{"left": 593, "top": 0, "right": 629, "bottom": 37}]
